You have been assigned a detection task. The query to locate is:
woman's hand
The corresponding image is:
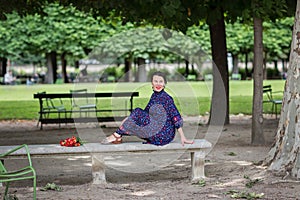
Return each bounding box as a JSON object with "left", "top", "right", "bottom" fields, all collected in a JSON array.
[
  {"left": 180, "top": 137, "right": 194, "bottom": 146},
  {"left": 178, "top": 127, "right": 194, "bottom": 146}
]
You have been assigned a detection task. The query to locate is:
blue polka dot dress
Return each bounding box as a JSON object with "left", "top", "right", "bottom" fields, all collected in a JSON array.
[{"left": 116, "top": 90, "right": 183, "bottom": 145}]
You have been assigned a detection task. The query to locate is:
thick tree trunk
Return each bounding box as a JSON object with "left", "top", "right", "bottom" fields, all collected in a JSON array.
[
  {"left": 265, "top": 1, "right": 300, "bottom": 179},
  {"left": 208, "top": 9, "right": 229, "bottom": 125},
  {"left": 251, "top": 17, "right": 265, "bottom": 145}
]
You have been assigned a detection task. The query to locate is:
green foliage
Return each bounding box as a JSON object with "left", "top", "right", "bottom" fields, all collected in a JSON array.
[
  {"left": 40, "top": 182, "right": 63, "bottom": 191},
  {"left": 1, "top": 0, "right": 295, "bottom": 33},
  {"left": 244, "top": 175, "right": 263, "bottom": 188},
  {"left": 225, "top": 16, "right": 292, "bottom": 65},
  {"left": 99, "top": 66, "right": 125, "bottom": 81},
  {"left": 175, "top": 67, "right": 186, "bottom": 76},
  {"left": 266, "top": 68, "right": 280, "bottom": 79},
  {"left": 0, "top": 3, "right": 115, "bottom": 65},
  {"left": 102, "top": 67, "right": 117, "bottom": 76},
  {"left": 39, "top": 3, "right": 104, "bottom": 58},
  {"left": 226, "top": 190, "right": 264, "bottom": 199},
  {"left": 90, "top": 26, "right": 209, "bottom": 68},
  {"left": 196, "top": 179, "right": 206, "bottom": 187},
  {"left": 226, "top": 19, "right": 254, "bottom": 55},
  {"left": 241, "top": 0, "right": 288, "bottom": 22},
  {"left": 263, "top": 17, "right": 294, "bottom": 61},
  {"left": 238, "top": 68, "right": 248, "bottom": 80},
  {"left": 228, "top": 152, "right": 237, "bottom": 156},
  {"left": 187, "top": 23, "right": 211, "bottom": 54},
  {"left": 0, "top": 2, "right": 294, "bottom": 76}
]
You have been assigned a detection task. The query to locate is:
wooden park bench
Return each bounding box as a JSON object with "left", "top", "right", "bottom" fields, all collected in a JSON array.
[
  {"left": 33, "top": 91, "right": 139, "bottom": 129},
  {"left": 0, "top": 139, "right": 212, "bottom": 184}
]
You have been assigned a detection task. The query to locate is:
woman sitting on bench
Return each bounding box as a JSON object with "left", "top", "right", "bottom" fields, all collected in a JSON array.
[{"left": 101, "top": 71, "right": 194, "bottom": 146}]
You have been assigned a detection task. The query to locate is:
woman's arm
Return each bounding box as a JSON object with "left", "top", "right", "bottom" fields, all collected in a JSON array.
[{"left": 177, "top": 127, "right": 194, "bottom": 146}]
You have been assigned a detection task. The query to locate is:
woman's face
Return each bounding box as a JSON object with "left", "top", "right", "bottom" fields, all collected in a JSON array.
[{"left": 152, "top": 75, "right": 165, "bottom": 92}]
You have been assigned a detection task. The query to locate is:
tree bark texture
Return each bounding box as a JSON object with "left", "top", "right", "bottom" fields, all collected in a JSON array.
[
  {"left": 251, "top": 17, "right": 265, "bottom": 145},
  {"left": 208, "top": 9, "right": 229, "bottom": 125},
  {"left": 265, "top": 1, "right": 300, "bottom": 179}
]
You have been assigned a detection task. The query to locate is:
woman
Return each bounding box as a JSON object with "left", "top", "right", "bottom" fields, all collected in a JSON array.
[{"left": 101, "top": 71, "right": 194, "bottom": 146}]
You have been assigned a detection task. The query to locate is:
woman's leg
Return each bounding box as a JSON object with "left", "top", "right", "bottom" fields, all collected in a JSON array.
[
  {"left": 120, "top": 117, "right": 128, "bottom": 126},
  {"left": 101, "top": 117, "right": 128, "bottom": 144}
]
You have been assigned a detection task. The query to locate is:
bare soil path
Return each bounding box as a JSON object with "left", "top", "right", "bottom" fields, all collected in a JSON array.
[{"left": 0, "top": 115, "right": 299, "bottom": 199}]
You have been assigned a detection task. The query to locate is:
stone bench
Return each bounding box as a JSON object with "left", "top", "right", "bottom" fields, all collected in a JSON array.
[{"left": 0, "top": 139, "right": 211, "bottom": 184}]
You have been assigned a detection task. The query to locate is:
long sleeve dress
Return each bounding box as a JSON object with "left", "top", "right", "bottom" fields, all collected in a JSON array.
[{"left": 115, "top": 89, "right": 183, "bottom": 145}]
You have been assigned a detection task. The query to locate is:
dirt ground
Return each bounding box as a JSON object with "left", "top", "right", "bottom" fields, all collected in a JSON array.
[{"left": 0, "top": 115, "right": 300, "bottom": 200}]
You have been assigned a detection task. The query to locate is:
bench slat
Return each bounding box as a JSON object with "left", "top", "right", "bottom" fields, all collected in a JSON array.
[
  {"left": 0, "top": 139, "right": 211, "bottom": 156},
  {"left": 34, "top": 92, "right": 139, "bottom": 99}
]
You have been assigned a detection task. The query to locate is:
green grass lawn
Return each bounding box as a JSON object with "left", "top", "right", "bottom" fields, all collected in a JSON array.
[{"left": 0, "top": 80, "right": 285, "bottom": 120}]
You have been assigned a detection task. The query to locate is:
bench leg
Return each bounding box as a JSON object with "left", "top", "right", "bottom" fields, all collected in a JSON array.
[
  {"left": 190, "top": 151, "right": 206, "bottom": 182},
  {"left": 92, "top": 154, "right": 106, "bottom": 184}
]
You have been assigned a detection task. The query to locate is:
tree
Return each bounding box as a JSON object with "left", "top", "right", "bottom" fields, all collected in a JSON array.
[
  {"left": 263, "top": 17, "right": 294, "bottom": 78},
  {"left": 0, "top": 0, "right": 293, "bottom": 126},
  {"left": 265, "top": 0, "right": 300, "bottom": 179},
  {"left": 208, "top": 5, "right": 229, "bottom": 125},
  {"left": 39, "top": 3, "right": 105, "bottom": 83},
  {"left": 75, "top": 0, "right": 232, "bottom": 125},
  {"left": 239, "top": 0, "right": 291, "bottom": 145},
  {"left": 252, "top": 15, "right": 265, "bottom": 144},
  {"left": 0, "top": 3, "right": 112, "bottom": 83},
  {"left": 90, "top": 26, "right": 205, "bottom": 82},
  {"left": 226, "top": 20, "right": 253, "bottom": 77}
]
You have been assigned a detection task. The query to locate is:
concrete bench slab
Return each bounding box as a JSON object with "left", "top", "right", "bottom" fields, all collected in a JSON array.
[{"left": 0, "top": 139, "right": 211, "bottom": 184}]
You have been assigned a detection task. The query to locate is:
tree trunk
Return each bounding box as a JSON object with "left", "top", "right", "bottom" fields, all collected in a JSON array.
[
  {"left": 281, "top": 58, "right": 286, "bottom": 73},
  {"left": 251, "top": 17, "right": 265, "bottom": 145},
  {"left": 185, "top": 60, "right": 189, "bottom": 76},
  {"left": 124, "top": 57, "right": 132, "bottom": 82},
  {"left": 274, "top": 60, "right": 279, "bottom": 78},
  {"left": 265, "top": 1, "right": 300, "bottom": 179},
  {"left": 61, "top": 52, "right": 69, "bottom": 83},
  {"left": 45, "top": 51, "right": 57, "bottom": 84},
  {"left": 0, "top": 57, "right": 7, "bottom": 77},
  {"left": 232, "top": 54, "right": 239, "bottom": 74},
  {"left": 208, "top": 9, "right": 229, "bottom": 125},
  {"left": 137, "top": 57, "right": 146, "bottom": 82}
]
